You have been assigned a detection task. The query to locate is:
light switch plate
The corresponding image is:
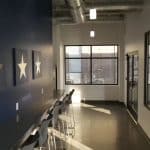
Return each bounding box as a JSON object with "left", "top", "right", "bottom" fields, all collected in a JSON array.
[{"left": 16, "top": 102, "right": 19, "bottom": 111}]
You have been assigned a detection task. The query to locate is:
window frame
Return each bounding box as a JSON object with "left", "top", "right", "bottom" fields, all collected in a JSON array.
[
  {"left": 144, "top": 31, "right": 150, "bottom": 110},
  {"left": 64, "top": 45, "right": 119, "bottom": 85}
]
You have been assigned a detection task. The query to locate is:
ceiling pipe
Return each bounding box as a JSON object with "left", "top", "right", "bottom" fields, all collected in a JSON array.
[
  {"left": 85, "top": 2, "right": 143, "bottom": 11},
  {"left": 55, "top": 16, "right": 124, "bottom": 25},
  {"left": 66, "top": 0, "right": 85, "bottom": 23},
  {"left": 59, "top": 19, "right": 124, "bottom": 25}
]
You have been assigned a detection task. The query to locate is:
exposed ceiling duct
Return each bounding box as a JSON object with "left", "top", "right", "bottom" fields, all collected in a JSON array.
[
  {"left": 53, "top": 0, "right": 144, "bottom": 24},
  {"left": 66, "top": 0, "right": 85, "bottom": 23}
]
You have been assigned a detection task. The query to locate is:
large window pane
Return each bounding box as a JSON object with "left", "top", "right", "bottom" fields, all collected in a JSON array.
[
  {"left": 144, "top": 31, "right": 150, "bottom": 109},
  {"left": 92, "top": 59, "right": 117, "bottom": 84},
  {"left": 66, "top": 59, "right": 91, "bottom": 84},
  {"left": 65, "top": 45, "right": 118, "bottom": 85},
  {"left": 65, "top": 46, "right": 90, "bottom": 58},
  {"left": 92, "top": 46, "right": 117, "bottom": 57}
]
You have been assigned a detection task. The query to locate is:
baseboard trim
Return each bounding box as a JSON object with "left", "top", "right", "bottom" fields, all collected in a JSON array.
[
  {"left": 81, "top": 100, "right": 125, "bottom": 106},
  {"left": 137, "top": 123, "right": 150, "bottom": 145},
  {"left": 125, "top": 105, "right": 150, "bottom": 145}
]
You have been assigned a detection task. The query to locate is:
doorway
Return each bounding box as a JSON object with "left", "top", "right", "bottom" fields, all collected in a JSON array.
[{"left": 126, "top": 52, "right": 139, "bottom": 121}]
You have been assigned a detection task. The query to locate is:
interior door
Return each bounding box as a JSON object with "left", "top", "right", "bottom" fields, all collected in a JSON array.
[{"left": 127, "top": 52, "right": 139, "bottom": 121}]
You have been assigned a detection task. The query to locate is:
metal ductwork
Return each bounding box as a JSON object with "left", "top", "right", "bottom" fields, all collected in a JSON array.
[
  {"left": 53, "top": 0, "right": 144, "bottom": 24},
  {"left": 85, "top": 1, "right": 143, "bottom": 12},
  {"left": 67, "top": 0, "right": 85, "bottom": 23}
]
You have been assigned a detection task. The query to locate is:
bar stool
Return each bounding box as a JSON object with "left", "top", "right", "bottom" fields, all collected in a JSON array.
[
  {"left": 67, "top": 89, "right": 75, "bottom": 104},
  {"left": 37, "top": 119, "right": 50, "bottom": 149},
  {"left": 32, "top": 112, "right": 53, "bottom": 150},
  {"left": 47, "top": 103, "right": 61, "bottom": 150},
  {"left": 19, "top": 127, "right": 39, "bottom": 150},
  {"left": 59, "top": 91, "right": 75, "bottom": 138}
]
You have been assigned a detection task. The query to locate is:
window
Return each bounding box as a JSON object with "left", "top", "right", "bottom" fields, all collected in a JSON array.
[
  {"left": 65, "top": 45, "right": 118, "bottom": 85},
  {"left": 144, "top": 31, "right": 150, "bottom": 109},
  {"left": 92, "top": 46, "right": 118, "bottom": 84},
  {"left": 66, "top": 59, "right": 91, "bottom": 84}
]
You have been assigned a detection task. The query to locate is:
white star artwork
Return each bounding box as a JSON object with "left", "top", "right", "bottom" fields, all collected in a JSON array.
[
  {"left": 18, "top": 55, "right": 27, "bottom": 79},
  {"left": 35, "top": 56, "right": 41, "bottom": 75}
]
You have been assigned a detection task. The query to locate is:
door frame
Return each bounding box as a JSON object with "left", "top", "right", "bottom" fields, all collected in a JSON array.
[{"left": 126, "top": 51, "right": 138, "bottom": 121}]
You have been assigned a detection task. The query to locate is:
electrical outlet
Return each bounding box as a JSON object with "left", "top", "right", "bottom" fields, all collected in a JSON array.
[
  {"left": 16, "top": 102, "right": 19, "bottom": 111},
  {"left": 16, "top": 114, "right": 19, "bottom": 123}
]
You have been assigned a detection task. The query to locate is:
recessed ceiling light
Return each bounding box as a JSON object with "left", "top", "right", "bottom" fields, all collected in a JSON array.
[
  {"left": 90, "top": 30, "right": 95, "bottom": 38},
  {"left": 89, "top": 8, "right": 97, "bottom": 20}
]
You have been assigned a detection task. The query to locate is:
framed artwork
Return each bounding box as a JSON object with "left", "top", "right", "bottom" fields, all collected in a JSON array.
[
  {"left": 32, "top": 50, "right": 42, "bottom": 79},
  {"left": 12, "top": 48, "right": 29, "bottom": 86}
]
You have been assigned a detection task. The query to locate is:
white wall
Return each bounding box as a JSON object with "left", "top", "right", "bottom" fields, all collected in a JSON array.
[
  {"left": 52, "top": 1, "right": 150, "bottom": 139},
  {"left": 55, "top": 22, "right": 125, "bottom": 101},
  {"left": 125, "top": 0, "right": 150, "bottom": 138}
]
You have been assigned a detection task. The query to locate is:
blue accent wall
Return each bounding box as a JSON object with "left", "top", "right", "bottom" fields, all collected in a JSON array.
[{"left": 0, "top": 0, "right": 53, "bottom": 149}]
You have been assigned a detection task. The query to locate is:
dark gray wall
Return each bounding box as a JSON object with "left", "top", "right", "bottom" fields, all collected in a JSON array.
[{"left": 0, "top": 0, "right": 53, "bottom": 149}]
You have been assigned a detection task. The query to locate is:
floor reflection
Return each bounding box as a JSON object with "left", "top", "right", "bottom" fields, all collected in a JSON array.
[
  {"left": 48, "top": 128, "right": 93, "bottom": 150},
  {"left": 80, "top": 103, "right": 112, "bottom": 115},
  {"left": 38, "top": 103, "right": 150, "bottom": 150}
]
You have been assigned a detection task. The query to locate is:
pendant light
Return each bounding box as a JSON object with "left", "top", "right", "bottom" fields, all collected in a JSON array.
[
  {"left": 89, "top": 8, "right": 97, "bottom": 20},
  {"left": 90, "top": 30, "right": 95, "bottom": 38}
]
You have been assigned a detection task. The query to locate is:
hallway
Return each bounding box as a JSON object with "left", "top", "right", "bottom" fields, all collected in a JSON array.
[
  {"left": 1, "top": 0, "right": 150, "bottom": 149},
  {"left": 46, "top": 102, "right": 150, "bottom": 150}
]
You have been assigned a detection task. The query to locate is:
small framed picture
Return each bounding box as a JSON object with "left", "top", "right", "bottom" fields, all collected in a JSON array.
[
  {"left": 12, "top": 48, "right": 29, "bottom": 86},
  {"left": 32, "top": 50, "right": 42, "bottom": 79}
]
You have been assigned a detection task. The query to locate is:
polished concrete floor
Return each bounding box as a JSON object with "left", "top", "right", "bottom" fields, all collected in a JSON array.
[{"left": 46, "top": 102, "right": 150, "bottom": 150}]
